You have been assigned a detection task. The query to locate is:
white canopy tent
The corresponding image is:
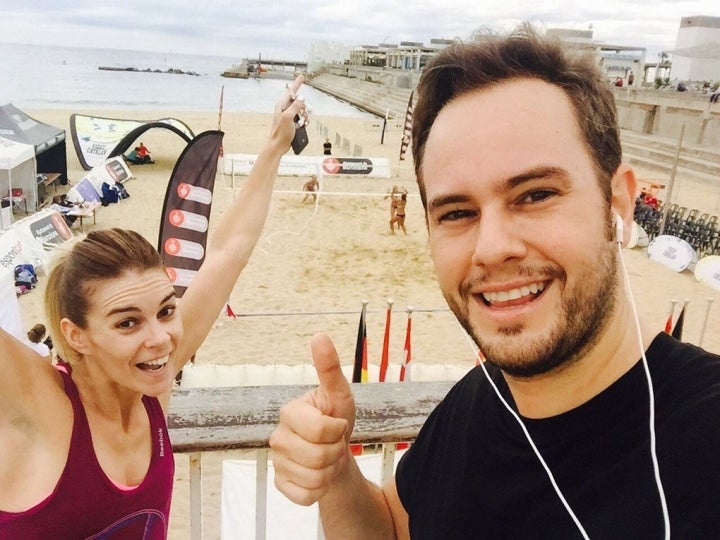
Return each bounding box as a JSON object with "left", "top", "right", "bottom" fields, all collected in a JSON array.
[
  {"left": 0, "top": 136, "right": 37, "bottom": 227},
  {"left": 0, "top": 269, "right": 24, "bottom": 342}
]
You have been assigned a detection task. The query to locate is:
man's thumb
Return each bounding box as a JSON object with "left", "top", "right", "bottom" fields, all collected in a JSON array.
[{"left": 311, "top": 332, "right": 351, "bottom": 400}]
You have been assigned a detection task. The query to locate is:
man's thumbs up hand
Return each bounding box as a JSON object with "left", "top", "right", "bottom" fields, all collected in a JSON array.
[{"left": 270, "top": 333, "right": 357, "bottom": 506}]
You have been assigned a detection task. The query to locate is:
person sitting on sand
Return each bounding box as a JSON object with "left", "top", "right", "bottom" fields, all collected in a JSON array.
[
  {"left": 302, "top": 175, "right": 319, "bottom": 203},
  {"left": 137, "top": 142, "right": 154, "bottom": 164},
  {"left": 126, "top": 147, "right": 142, "bottom": 165},
  {"left": 389, "top": 192, "right": 408, "bottom": 235}
]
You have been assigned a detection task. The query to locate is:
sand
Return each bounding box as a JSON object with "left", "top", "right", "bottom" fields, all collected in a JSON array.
[{"left": 14, "top": 108, "right": 720, "bottom": 539}]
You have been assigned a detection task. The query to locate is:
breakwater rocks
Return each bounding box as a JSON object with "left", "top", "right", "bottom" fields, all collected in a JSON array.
[{"left": 98, "top": 66, "right": 200, "bottom": 76}]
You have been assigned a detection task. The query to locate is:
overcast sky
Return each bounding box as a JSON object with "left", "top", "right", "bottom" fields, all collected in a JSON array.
[{"left": 0, "top": 1, "right": 715, "bottom": 61}]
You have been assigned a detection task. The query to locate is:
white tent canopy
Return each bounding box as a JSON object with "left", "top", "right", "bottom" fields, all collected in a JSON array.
[
  {"left": 0, "top": 137, "right": 35, "bottom": 169},
  {"left": 0, "top": 136, "right": 37, "bottom": 226}
]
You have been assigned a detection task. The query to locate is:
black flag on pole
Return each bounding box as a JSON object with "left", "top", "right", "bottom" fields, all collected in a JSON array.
[
  {"left": 157, "top": 130, "right": 224, "bottom": 297},
  {"left": 352, "top": 303, "right": 368, "bottom": 383},
  {"left": 399, "top": 91, "right": 414, "bottom": 161}
]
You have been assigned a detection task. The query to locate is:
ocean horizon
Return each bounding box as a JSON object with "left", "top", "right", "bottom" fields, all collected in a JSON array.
[{"left": 1, "top": 42, "right": 374, "bottom": 117}]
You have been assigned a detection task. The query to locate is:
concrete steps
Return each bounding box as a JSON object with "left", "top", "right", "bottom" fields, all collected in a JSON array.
[
  {"left": 621, "top": 130, "right": 720, "bottom": 184},
  {"left": 308, "top": 73, "right": 411, "bottom": 119}
]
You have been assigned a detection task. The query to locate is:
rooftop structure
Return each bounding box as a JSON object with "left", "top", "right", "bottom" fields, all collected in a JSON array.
[{"left": 670, "top": 15, "right": 720, "bottom": 82}]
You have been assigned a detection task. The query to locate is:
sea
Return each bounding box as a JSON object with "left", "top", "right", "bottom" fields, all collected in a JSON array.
[{"left": 0, "top": 42, "right": 375, "bottom": 117}]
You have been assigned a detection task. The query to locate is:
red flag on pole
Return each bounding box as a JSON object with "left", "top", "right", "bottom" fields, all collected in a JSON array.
[
  {"left": 397, "top": 307, "right": 414, "bottom": 451},
  {"left": 398, "top": 91, "right": 414, "bottom": 161},
  {"left": 379, "top": 298, "right": 393, "bottom": 382},
  {"left": 664, "top": 299, "right": 677, "bottom": 334},
  {"left": 399, "top": 308, "right": 413, "bottom": 382}
]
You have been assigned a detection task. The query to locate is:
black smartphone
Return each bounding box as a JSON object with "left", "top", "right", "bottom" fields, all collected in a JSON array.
[{"left": 291, "top": 124, "right": 309, "bottom": 155}]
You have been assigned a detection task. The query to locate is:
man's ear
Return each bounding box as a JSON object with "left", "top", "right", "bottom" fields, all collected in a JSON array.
[
  {"left": 60, "top": 318, "right": 90, "bottom": 356},
  {"left": 610, "top": 164, "right": 637, "bottom": 240}
]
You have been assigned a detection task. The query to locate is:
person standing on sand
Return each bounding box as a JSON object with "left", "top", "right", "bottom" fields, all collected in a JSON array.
[
  {"left": 385, "top": 184, "right": 408, "bottom": 229},
  {"left": 0, "top": 76, "right": 308, "bottom": 538},
  {"left": 269, "top": 27, "right": 720, "bottom": 538},
  {"left": 323, "top": 138, "right": 332, "bottom": 155},
  {"left": 302, "top": 175, "right": 319, "bottom": 203},
  {"left": 389, "top": 192, "right": 407, "bottom": 235}
]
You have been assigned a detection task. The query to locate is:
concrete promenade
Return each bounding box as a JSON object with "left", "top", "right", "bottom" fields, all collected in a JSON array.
[{"left": 307, "top": 71, "right": 720, "bottom": 183}]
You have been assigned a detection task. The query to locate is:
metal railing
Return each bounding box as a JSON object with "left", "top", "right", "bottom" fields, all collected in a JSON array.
[{"left": 168, "top": 380, "right": 454, "bottom": 539}]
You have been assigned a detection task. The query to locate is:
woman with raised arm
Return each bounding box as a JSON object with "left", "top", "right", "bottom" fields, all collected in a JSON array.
[{"left": 0, "top": 76, "right": 307, "bottom": 538}]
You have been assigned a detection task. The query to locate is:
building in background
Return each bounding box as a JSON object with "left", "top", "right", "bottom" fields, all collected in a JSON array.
[
  {"left": 312, "top": 19, "right": 717, "bottom": 88},
  {"left": 669, "top": 16, "right": 720, "bottom": 82}
]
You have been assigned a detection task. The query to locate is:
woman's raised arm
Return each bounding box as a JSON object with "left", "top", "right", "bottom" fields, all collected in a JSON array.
[{"left": 173, "top": 75, "right": 307, "bottom": 368}]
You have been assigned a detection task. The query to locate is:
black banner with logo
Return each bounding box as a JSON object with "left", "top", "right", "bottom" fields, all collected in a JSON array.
[{"left": 157, "top": 130, "right": 224, "bottom": 297}]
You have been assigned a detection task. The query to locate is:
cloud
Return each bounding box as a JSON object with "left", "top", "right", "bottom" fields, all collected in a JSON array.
[{"left": 0, "top": 0, "right": 713, "bottom": 60}]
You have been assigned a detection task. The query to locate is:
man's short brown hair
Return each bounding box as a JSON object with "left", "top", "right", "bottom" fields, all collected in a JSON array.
[{"left": 412, "top": 24, "right": 620, "bottom": 210}]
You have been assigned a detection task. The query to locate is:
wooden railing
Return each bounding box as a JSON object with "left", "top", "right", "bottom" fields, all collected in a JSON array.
[{"left": 168, "top": 381, "right": 455, "bottom": 539}]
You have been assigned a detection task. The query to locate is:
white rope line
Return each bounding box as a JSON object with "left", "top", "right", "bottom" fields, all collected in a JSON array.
[
  {"left": 224, "top": 307, "right": 452, "bottom": 318},
  {"left": 271, "top": 189, "right": 420, "bottom": 198},
  {"left": 258, "top": 168, "right": 324, "bottom": 253}
]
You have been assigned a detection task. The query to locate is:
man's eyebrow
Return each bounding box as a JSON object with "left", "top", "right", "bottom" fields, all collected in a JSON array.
[
  {"left": 506, "top": 166, "right": 569, "bottom": 189},
  {"left": 428, "top": 193, "right": 471, "bottom": 213},
  {"left": 428, "top": 166, "right": 569, "bottom": 212}
]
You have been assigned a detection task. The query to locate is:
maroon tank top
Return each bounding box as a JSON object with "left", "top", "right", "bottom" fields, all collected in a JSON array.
[{"left": 0, "top": 366, "right": 175, "bottom": 539}]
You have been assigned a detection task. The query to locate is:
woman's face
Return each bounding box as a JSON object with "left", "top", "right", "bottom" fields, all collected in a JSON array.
[{"left": 67, "top": 268, "right": 182, "bottom": 396}]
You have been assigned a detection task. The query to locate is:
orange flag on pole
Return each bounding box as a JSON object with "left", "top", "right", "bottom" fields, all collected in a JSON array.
[
  {"left": 664, "top": 299, "right": 677, "bottom": 334},
  {"left": 397, "top": 307, "right": 414, "bottom": 451},
  {"left": 379, "top": 298, "right": 393, "bottom": 382},
  {"left": 399, "top": 307, "right": 413, "bottom": 382}
]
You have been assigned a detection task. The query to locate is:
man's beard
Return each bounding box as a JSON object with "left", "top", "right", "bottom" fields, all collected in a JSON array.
[{"left": 445, "top": 242, "right": 619, "bottom": 379}]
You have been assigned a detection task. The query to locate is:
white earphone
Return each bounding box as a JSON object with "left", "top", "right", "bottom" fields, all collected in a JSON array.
[{"left": 615, "top": 212, "right": 624, "bottom": 245}]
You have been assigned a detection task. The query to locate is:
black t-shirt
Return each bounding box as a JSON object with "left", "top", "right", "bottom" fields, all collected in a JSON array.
[{"left": 396, "top": 333, "right": 720, "bottom": 538}]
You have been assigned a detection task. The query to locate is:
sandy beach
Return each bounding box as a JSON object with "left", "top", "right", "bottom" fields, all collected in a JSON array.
[{"left": 14, "top": 107, "right": 720, "bottom": 539}]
